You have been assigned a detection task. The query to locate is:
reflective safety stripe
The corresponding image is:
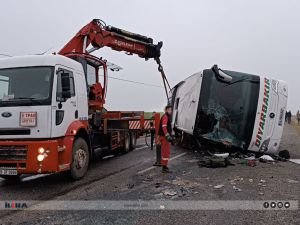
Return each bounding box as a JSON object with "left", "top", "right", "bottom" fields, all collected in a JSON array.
[
  {"left": 162, "top": 157, "right": 169, "bottom": 160},
  {"left": 162, "top": 125, "right": 167, "bottom": 127}
]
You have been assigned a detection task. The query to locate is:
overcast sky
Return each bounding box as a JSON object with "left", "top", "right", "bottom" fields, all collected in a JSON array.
[{"left": 1, "top": 0, "right": 300, "bottom": 112}]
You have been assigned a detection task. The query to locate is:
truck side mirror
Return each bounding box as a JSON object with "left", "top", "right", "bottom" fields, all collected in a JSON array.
[{"left": 61, "top": 73, "right": 71, "bottom": 99}]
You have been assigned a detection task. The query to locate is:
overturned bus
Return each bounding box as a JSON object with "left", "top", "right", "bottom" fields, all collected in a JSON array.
[{"left": 170, "top": 65, "right": 288, "bottom": 155}]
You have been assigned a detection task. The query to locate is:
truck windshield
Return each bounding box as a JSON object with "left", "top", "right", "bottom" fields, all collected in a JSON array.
[
  {"left": 0, "top": 67, "right": 53, "bottom": 106},
  {"left": 195, "top": 69, "right": 260, "bottom": 149}
]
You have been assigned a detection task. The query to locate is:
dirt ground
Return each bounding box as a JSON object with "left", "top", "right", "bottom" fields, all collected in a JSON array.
[{"left": 0, "top": 123, "right": 299, "bottom": 225}]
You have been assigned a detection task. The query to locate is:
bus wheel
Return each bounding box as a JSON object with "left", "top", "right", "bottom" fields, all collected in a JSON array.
[
  {"left": 70, "top": 138, "right": 89, "bottom": 180},
  {"left": 130, "top": 132, "right": 137, "bottom": 150},
  {"left": 122, "top": 132, "right": 131, "bottom": 154}
]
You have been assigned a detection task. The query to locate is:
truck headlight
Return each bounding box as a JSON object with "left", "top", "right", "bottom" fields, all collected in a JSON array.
[
  {"left": 37, "top": 154, "right": 45, "bottom": 162},
  {"left": 38, "top": 147, "right": 45, "bottom": 154}
]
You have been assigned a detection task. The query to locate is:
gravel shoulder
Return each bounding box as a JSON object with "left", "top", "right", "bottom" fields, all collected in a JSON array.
[{"left": 0, "top": 124, "right": 299, "bottom": 225}]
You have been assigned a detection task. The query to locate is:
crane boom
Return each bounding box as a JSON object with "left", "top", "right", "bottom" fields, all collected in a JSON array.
[
  {"left": 58, "top": 19, "right": 170, "bottom": 111},
  {"left": 59, "top": 19, "right": 162, "bottom": 59}
]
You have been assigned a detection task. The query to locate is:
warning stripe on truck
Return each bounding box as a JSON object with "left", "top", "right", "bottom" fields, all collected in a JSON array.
[
  {"left": 129, "top": 120, "right": 153, "bottom": 130},
  {"left": 129, "top": 120, "right": 140, "bottom": 129}
]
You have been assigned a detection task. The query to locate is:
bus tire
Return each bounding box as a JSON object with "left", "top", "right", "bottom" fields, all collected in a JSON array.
[{"left": 70, "top": 137, "right": 90, "bottom": 180}]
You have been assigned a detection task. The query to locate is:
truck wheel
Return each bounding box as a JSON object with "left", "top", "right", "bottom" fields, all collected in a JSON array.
[
  {"left": 70, "top": 138, "right": 89, "bottom": 180},
  {"left": 122, "top": 132, "right": 130, "bottom": 154},
  {"left": 130, "top": 132, "right": 137, "bottom": 150}
]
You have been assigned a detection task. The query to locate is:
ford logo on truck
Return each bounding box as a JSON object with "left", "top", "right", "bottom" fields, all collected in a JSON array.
[{"left": 1, "top": 112, "right": 12, "bottom": 118}]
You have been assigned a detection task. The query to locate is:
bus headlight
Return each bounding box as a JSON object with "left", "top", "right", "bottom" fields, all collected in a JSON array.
[
  {"left": 38, "top": 147, "right": 45, "bottom": 154},
  {"left": 37, "top": 154, "right": 45, "bottom": 162}
]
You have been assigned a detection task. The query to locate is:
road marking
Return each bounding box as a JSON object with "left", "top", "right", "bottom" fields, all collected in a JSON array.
[
  {"left": 134, "top": 145, "right": 148, "bottom": 151},
  {"left": 137, "top": 152, "right": 187, "bottom": 174},
  {"left": 289, "top": 159, "right": 300, "bottom": 165},
  {"left": 22, "top": 174, "right": 49, "bottom": 182}
]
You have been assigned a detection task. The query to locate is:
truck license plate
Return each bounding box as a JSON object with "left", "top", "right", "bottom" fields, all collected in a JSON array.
[
  {"left": 0, "top": 169, "right": 17, "bottom": 176},
  {"left": 20, "top": 112, "right": 37, "bottom": 127}
]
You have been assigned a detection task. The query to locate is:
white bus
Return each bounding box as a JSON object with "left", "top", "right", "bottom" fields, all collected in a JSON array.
[{"left": 170, "top": 65, "right": 288, "bottom": 155}]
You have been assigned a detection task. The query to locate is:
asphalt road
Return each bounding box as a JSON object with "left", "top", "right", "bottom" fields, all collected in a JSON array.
[{"left": 0, "top": 124, "right": 299, "bottom": 225}]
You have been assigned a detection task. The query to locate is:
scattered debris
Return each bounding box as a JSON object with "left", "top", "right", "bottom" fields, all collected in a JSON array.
[
  {"left": 233, "top": 186, "right": 242, "bottom": 192},
  {"left": 260, "top": 179, "right": 266, "bottom": 183},
  {"left": 249, "top": 179, "right": 253, "bottom": 183},
  {"left": 247, "top": 159, "right": 256, "bottom": 167},
  {"left": 258, "top": 192, "right": 264, "bottom": 196},
  {"left": 172, "top": 179, "right": 186, "bottom": 186},
  {"left": 163, "top": 190, "right": 177, "bottom": 196},
  {"left": 198, "top": 155, "right": 233, "bottom": 168},
  {"left": 168, "top": 174, "right": 177, "bottom": 180},
  {"left": 182, "top": 171, "right": 192, "bottom": 175},
  {"left": 214, "top": 184, "right": 224, "bottom": 189},
  {"left": 287, "top": 179, "right": 299, "bottom": 184},
  {"left": 186, "top": 159, "right": 199, "bottom": 163},
  {"left": 143, "top": 175, "right": 153, "bottom": 182},
  {"left": 230, "top": 176, "right": 244, "bottom": 185},
  {"left": 237, "top": 156, "right": 257, "bottom": 167},
  {"left": 166, "top": 177, "right": 201, "bottom": 188},
  {"left": 259, "top": 155, "right": 275, "bottom": 162},
  {"left": 127, "top": 183, "right": 135, "bottom": 189},
  {"left": 160, "top": 205, "right": 165, "bottom": 209},
  {"left": 214, "top": 153, "right": 229, "bottom": 158},
  {"left": 245, "top": 156, "right": 256, "bottom": 160},
  {"left": 155, "top": 182, "right": 161, "bottom": 188},
  {"left": 178, "top": 187, "right": 190, "bottom": 197}
]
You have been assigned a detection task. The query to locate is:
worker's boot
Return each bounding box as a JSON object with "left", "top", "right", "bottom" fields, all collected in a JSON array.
[
  {"left": 162, "top": 166, "right": 171, "bottom": 173},
  {"left": 153, "top": 162, "right": 162, "bottom": 166}
]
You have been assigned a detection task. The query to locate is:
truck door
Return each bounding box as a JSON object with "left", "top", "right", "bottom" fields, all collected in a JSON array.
[{"left": 51, "top": 67, "right": 77, "bottom": 138}]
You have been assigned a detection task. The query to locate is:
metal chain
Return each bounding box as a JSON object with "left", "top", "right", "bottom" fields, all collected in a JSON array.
[{"left": 155, "top": 57, "right": 171, "bottom": 101}]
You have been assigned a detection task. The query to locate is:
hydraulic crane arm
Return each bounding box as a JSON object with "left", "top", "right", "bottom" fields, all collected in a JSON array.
[
  {"left": 59, "top": 19, "right": 162, "bottom": 60},
  {"left": 58, "top": 19, "right": 171, "bottom": 108}
]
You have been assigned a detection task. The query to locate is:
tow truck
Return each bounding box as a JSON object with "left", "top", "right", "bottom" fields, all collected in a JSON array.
[{"left": 0, "top": 19, "right": 168, "bottom": 180}]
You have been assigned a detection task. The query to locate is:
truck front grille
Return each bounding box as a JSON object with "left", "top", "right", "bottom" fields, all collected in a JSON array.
[
  {"left": 0, "top": 128, "right": 30, "bottom": 135},
  {"left": 0, "top": 145, "right": 27, "bottom": 161}
]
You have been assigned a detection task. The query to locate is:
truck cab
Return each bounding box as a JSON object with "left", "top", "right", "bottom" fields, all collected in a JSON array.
[{"left": 0, "top": 55, "right": 90, "bottom": 179}]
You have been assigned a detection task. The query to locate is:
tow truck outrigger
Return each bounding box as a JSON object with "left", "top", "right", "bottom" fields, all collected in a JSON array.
[{"left": 0, "top": 19, "right": 170, "bottom": 180}]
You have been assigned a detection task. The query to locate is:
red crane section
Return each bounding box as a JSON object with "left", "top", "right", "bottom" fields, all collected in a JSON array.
[
  {"left": 58, "top": 19, "right": 170, "bottom": 112},
  {"left": 59, "top": 19, "right": 162, "bottom": 59}
]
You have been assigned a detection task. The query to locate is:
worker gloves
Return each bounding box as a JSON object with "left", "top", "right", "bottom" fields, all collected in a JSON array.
[{"left": 166, "top": 135, "right": 175, "bottom": 143}]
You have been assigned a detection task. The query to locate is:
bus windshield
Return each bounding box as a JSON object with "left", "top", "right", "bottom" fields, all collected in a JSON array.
[{"left": 195, "top": 69, "right": 260, "bottom": 149}]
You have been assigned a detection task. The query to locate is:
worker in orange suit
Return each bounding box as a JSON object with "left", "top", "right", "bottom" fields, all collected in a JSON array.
[{"left": 158, "top": 105, "right": 173, "bottom": 173}]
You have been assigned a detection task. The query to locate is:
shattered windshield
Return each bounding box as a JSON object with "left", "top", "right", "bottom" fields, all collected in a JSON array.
[
  {"left": 0, "top": 67, "right": 53, "bottom": 106},
  {"left": 195, "top": 69, "right": 260, "bottom": 149}
]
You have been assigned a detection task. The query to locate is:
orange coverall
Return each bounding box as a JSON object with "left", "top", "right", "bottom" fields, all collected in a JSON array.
[{"left": 159, "top": 114, "right": 171, "bottom": 167}]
